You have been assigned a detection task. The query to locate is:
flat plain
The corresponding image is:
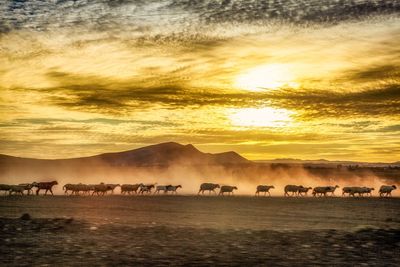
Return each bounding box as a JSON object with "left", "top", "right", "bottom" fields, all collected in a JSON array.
[{"left": 1, "top": 196, "right": 399, "bottom": 266}]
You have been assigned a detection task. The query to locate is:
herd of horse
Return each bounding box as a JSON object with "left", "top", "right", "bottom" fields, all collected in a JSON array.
[
  {"left": 0, "top": 181, "right": 58, "bottom": 196},
  {"left": 0, "top": 181, "right": 397, "bottom": 197},
  {"left": 63, "top": 183, "right": 182, "bottom": 195}
]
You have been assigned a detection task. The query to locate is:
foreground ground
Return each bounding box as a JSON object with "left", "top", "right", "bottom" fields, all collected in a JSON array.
[{"left": 0, "top": 196, "right": 399, "bottom": 266}]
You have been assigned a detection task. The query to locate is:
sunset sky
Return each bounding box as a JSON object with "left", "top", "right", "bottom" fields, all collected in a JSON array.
[{"left": 1, "top": 0, "right": 399, "bottom": 162}]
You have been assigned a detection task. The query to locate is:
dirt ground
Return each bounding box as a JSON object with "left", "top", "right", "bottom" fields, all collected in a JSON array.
[{"left": 1, "top": 196, "right": 400, "bottom": 266}]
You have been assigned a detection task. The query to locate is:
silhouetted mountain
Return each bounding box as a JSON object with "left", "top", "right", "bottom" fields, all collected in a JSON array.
[
  {"left": 0, "top": 142, "right": 251, "bottom": 168},
  {"left": 211, "top": 151, "right": 249, "bottom": 165},
  {"left": 1, "top": 142, "right": 398, "bottom": 179},
  {"left": 255, "top": 158, "right": 400, "bottom": 167},
  {"left": 94, "top": 142, "right": 209, "bottom": 166},
  {"left": 1, "top": 143, "right": 399, "bottom": 185}
]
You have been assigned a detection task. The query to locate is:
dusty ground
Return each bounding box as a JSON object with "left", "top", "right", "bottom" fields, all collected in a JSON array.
[{"left": 0, "top": 196, "right": 400, "bottom": 266}]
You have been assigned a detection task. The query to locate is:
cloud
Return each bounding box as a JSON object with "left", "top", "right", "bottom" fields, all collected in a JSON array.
[
  {"left": 5, "top": 65, "right": 398, "bottom": 121},
  {"left": 12, "top": 70, "right": 255, "bottom": 113},
  {"left": 1, "top": 1, "right": 400, "bottom": 162},
  {"left": 377, "top": 124, "right": 400, "bottom": 132},
  {"left": 264, "top": 83, "right": 400, "bottom": 119},
  {"left": 2, "top": 0, "right": 399, "bottom": 35},
  {"left": 346, "top": 64, "right": 400, "bottom": 82},
  {"left": 42, "top": 75, "right": 400, "bottom": 120}
]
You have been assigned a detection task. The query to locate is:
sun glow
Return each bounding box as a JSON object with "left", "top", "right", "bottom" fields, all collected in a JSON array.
[
  {"left": 228, "top": 107, "right": 293, "bottom": 127},
  {"left": 235, "top": 64, "right": 299, "bottom": 92}
]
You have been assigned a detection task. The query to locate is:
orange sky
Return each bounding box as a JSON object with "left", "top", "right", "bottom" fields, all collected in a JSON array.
[{"left": 1, "top": 1, "right": 399, "bottom": 162}]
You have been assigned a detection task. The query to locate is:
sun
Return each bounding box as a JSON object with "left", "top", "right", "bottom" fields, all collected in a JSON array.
[
  {"left": 235, "top": 64, "right": 298, "bottom": 92},
  {"left": 228, "top": 107, "right": 293, "bottom": 128}
]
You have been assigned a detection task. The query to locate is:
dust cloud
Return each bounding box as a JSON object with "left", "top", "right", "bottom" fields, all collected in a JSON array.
[{"left": 0, "top": 158, "right": 397, "bottom": 196}]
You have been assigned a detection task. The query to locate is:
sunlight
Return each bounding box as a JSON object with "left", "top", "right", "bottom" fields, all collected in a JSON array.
[
  {"left": 228, "top": 107, "right": 293, "bottom": 127},
  {"left": 235, "top": 64, "right": 298, "bottom": 92}
]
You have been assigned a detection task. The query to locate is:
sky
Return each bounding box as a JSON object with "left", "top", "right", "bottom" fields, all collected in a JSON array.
[{"left": 0, "top": 0, "right": 399, "bottom": 162}]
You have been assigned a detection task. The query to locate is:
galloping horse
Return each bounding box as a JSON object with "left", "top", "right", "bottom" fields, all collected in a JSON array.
[{"left": 34, "top": 181, "right": 58, "bottom": 195}]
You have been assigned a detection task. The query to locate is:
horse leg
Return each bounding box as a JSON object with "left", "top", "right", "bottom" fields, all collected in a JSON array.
[{"left": 36, "top": 188, "right": 40, "bottom": 195}]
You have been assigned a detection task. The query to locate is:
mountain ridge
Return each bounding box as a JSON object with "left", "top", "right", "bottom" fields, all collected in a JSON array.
[
  {"left": 0, "top": 142, "right": 398, "bottom": 166},
  {"left": 0, "top": 142, "right": 251, "bottom": 167}
]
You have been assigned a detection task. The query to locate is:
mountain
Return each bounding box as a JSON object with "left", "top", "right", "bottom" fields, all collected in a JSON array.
[
  {"left": 0, "top": 142, "right": 251, "bottom": 168},
  {"left": 1, "top": 142, "right": 399, "bottom": 185},
  {"left": 255, "top": 158, "right": 400, "bottom": 167},
  {"left": 211, "top": 151, "right": 249, "bottom": 165},
  {"left": 1, "top": 143, "right": 398, "bottom": 169}
]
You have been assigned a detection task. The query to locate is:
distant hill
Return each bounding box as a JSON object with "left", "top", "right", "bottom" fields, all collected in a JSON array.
[
  {"left": 87, "top": 142, "right": 250, "bottom": 166},
  {"left": 1, "top": 143, "right": 398, "bottom": 169},
  {"left": 0, "top": 142, "right": 251, "bottom": 168},
  {"left": 255, "top": 158, "right": 400, "bottom": 167},
  {"left": 0, "top": 142, "right": 399, "bottom": 186}
]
